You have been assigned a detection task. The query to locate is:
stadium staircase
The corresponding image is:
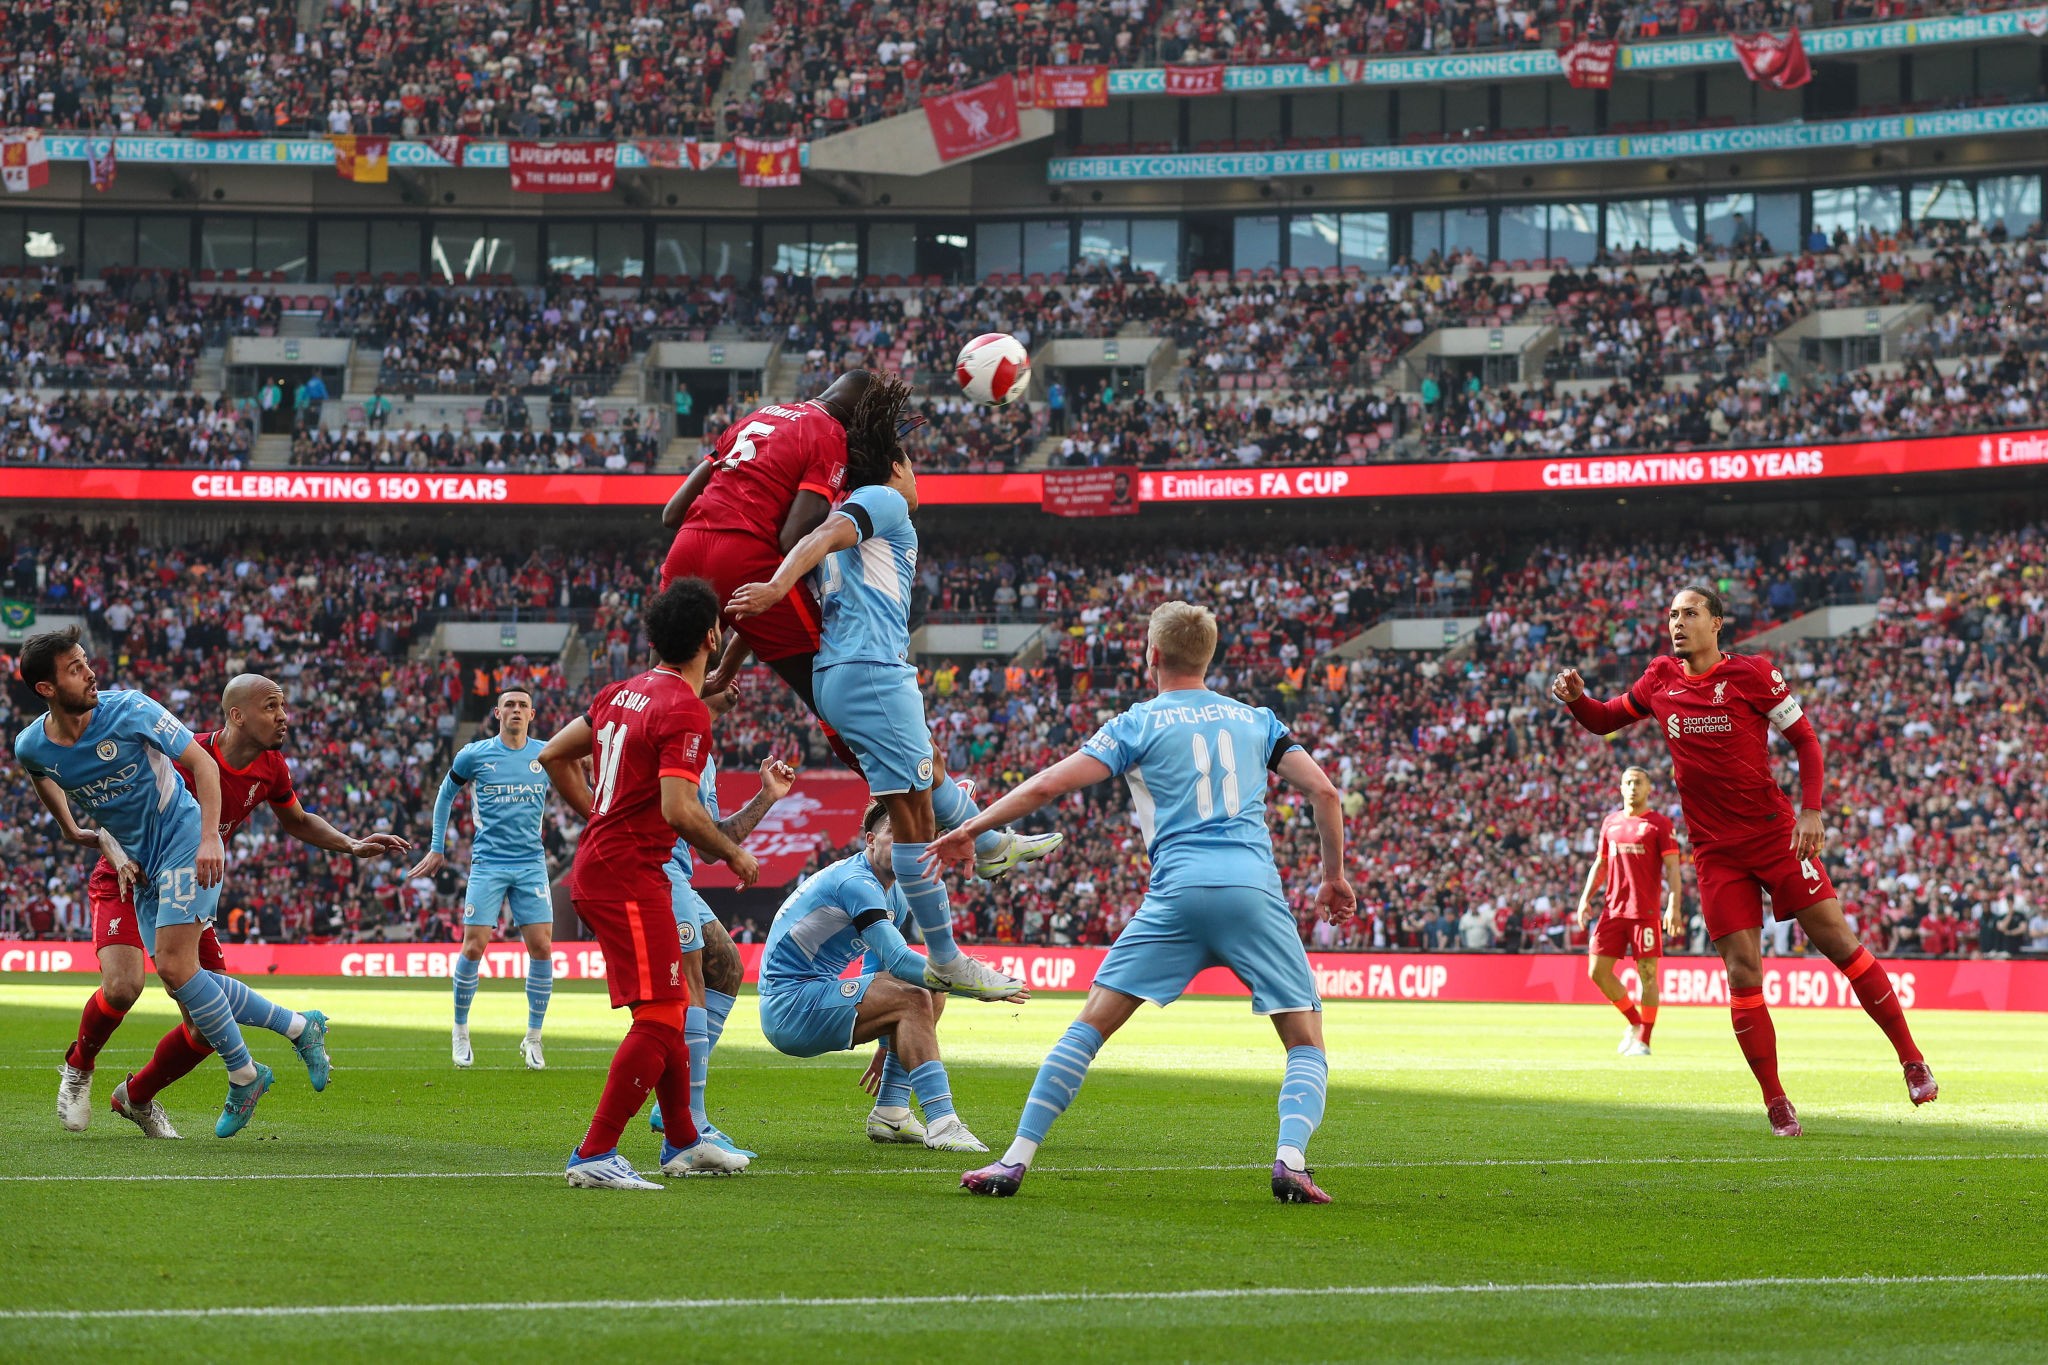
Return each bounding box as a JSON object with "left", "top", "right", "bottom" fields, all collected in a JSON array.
[{"left": 250, "top": 434, "right": 294, "bottom": 468}]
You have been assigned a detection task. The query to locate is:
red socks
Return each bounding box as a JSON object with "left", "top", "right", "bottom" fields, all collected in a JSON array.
[
  {"left": 1639, "top": 1004, "right": 1658, "bottom": 1046},
  {"left": 1730, "top": 989, "right": 1784, "bottom": 1101},
  {"left": 128, "top": 1023, "right": 215, "bottom": 1107},
  {"left": 653, "top": 1033, "right": 698, "bottom": 1152},
  {"left": 1609, "top": 995, "right": 1644, "bottom": 1029},
  {"left": 64, "top": 989, "right": 128, "bottom": 1072},
  {"left": 577, "top": 1018, "right": 691, "bottom": 1159},
  {"left": 1842, "top": 948, "right": 1923, "bottom": 1065}
]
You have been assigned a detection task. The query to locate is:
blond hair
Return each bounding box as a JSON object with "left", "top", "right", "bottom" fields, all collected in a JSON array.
[{"left": 1148, "top": 600, "right": 1218, "bottom": 675}]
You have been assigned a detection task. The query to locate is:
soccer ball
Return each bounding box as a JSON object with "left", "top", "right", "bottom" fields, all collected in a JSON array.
[{"left": 955, "top": 332, "right": 1032, "bottom": 406}]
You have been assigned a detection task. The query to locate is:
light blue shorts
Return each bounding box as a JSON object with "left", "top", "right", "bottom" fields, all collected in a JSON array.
[
  {"left": 815, "top": 661, "right": 934, "bottom": 796},
  {"left": 136, "top": 832, "right": 224, "bottom": 955},
  {"left": 666, "top": 860, "right": 718, "bottom": 953},
  {"left": 759, "top": 973, "right": 875, "bottom": 1058},
  {"left": 462, "top": 861, "right": 553, "bottom": 929},
  {"left": 1094, "top": 884, "right": 1321, "bottom": 1015}
]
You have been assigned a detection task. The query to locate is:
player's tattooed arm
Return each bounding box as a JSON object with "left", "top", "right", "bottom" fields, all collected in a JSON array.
[
  {"left": 726, "top": 515, "right": 860, "bottom": 619},
  {"left": 538, "top": 717, "right": 597, "bottom": 820},
  {"left": 1276, "top": 746, "right": 1357, "bottom": 925},
  {"left": 664, "top": 776, "right": 758, "bottom": 887},
  {"left": 716, "top": 756, "right": 799, "bottom": 847},
  {"left": 26, "top": 775, "right": 105, "bottom": 850}
]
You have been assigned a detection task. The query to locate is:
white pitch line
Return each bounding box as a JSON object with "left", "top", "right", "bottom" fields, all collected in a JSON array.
[
  {"left": 4, "top": 1272, "right": 2046, "bottom": 1323},
  {"left": 2, "top": 1150, "right": 2044, "bottom": 1183}
]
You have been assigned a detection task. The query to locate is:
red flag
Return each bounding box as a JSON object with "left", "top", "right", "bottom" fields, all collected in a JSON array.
[
  {"left": 329, "top": 135, "right": 389, "bottom": 183},
  {"left": 1164, "top": 63, "right": 1226, "bottom": 96},
  {"left": 425, "top": 135, "right": 469, "bottom": 168},
  {"left": 1557, "top": 39, "right": 1618, "bottom": 89},
  {"left": 508, "top": 141, "right": 617, "bottom": 193},
  {"left": 1033, "top": 64, "right": 1109, "bottom": 108},
  {"left": 734, "top": 134, "right": 801, "bottom": 188},
  {"left": 924, "top": 75, "right": 1022, "bottom": 163},
  {"left": 1732, "top": 28, "right": 1812, "bottom": 90}
]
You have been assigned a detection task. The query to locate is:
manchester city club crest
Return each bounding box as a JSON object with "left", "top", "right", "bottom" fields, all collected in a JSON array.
[
  {"left": 529, "top": 760, "right": 542, "bottom": 773},
  {"left": 95, "top": 740, "right": 117, "bottom": 761},
  {"left": 678, "top": 920, "right": 697, "bottom": 947}
]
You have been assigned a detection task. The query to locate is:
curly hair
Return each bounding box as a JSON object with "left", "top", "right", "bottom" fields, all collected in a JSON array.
[{"left": 842, "top": 372, "right": 916, "bottom": 489}]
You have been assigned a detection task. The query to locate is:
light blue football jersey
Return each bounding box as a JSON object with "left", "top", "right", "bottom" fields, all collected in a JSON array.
[
  {"left": 813, "top": 483, "right": 916, "bottom": 669},
  {"left": 667, "top": 756, "right": 721, "bottom": 878},
  {"left": 13, "top": 689, "right": 203, "bottom": 876},
  {"left": 432, "top": 734, "right": 551, "bottom": 866},
  {"left": 760, "top": 852, "right": 911, "bottom": 992},
  {"left": 1081, "top": 688, "right": 1299, "bottom": 897}
]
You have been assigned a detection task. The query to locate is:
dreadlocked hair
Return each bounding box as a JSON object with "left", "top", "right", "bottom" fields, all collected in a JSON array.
[{"left": 843, "top": 372, "right": 916, "bottom": 488}]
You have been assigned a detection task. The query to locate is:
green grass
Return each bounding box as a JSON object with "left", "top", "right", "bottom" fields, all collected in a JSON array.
[{"left": 0, "top": 976, "right": 2043, "bottom": 1363}]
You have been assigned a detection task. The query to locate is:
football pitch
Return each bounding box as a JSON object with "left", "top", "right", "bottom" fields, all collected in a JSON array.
[{"left": 0, "top": 977, "right": 2043, "bottom": 1363}]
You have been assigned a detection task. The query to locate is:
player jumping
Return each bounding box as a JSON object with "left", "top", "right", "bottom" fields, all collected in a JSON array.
[
  {"left": 538, "top": 577, "right": 753, "bottom": 1189},
  {"left": 1574, "top": 766, "right": 1683, "bottom": 1057},
  {"left": 930, "top": 602, "right": 1356, "bottom": 1204},
  {"left": 15, "top": 630, "right": 310, "bottom": 1137},
  {"left": 758, "top": 801, "right": 1009, "bottom": 1152},
  {"left": 1554, "top": 586, "right": 1936, "bottom": 1136},
  {"left": 727, "top": 374, "right": 1060, "bottom": 1004},
  {"left": 408, "top": 688, "right": 558, "bottom": 1071},
  {"left": 85, "top": 672, "right": 409, "bottom": 1136},
  {"left": 648, "top": 746, "right": 799, "bottom": 1157}
]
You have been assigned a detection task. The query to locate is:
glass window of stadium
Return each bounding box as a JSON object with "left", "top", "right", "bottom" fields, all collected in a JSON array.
[
  {"left": 653, "top": 224, "right": 755, "bottom": 281},
  {"left": 1811, "top": 184, "right": 1901, "bottom": 243},
  {"left": 0, "top": 213, "right": 23, "bottom": 268},
  {"left": 432, "top": 220, "right": 538, "bottom": 282},
  {"left": 1975, "top": 174, "right": 2043, "bottom": 236},
  {"left": 82, "top": 216, "right": 137, "bottom": 274},
  {"left": 1022, "top": 220, "right": 1068, "bottom": 278},
  {"left": 1911, "top": 180, "right": 1975, "bottom": 225},
  {"left": 25, "top": 213, "right": 78, "bottom": 269},
  {"left": 1704, "top": 193, "right": 1799, "bottom": 254},
  {"left": 137, "top": 216, "right": 187, "bottom": 271},
  {"left": 548, "top": 222, "right": 597, "bottom": 277},
  {"left": 1410, "top": 208, "right": 1490, "bottom": 262},
  {"left": 765, "top": 222, "right": 858, "bottom": 277},
  {"left": 1234, "top": 215, "right": 1281, "bottom": 273},
  {"left": 867, "top": 223, "right": 970, "bottom": 282},
  {"left": 1604, "top": 199, "right": 1698, "bottom": 256},
  {"left": 199, "top": 218, "right": 307, "bottom": 280},
  {"left": 1287, "top": 213, "right": 1389, "bottom": 272},
  {"left": 976, "top": 221, "right": 1020, "bottom": 279},
  {"left": 319, "top": 218, "right": 423, "bottom": 278},
  {"left": 1496, "top": 203, "right": 1596, "bottom": 265},
  {"left": 1078, "top": 219, "right": 1179, "bottom": 280}
]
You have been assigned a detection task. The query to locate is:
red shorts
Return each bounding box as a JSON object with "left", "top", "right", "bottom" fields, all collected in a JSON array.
[
  {"left": 1692, "top": 829, "right": 1838, "bottom": 941},
  {"left": 664, "top": 528, "right": 823, "bottom": 663},
  {"left": 89, "top": 860, "right": 225, "bottom": 971},
  {"left": 576, "top": 897, "right": 688, "bottom": 1009},
  {"left": 1590, "top": 917, "right": 1663, "bottom": 960}
]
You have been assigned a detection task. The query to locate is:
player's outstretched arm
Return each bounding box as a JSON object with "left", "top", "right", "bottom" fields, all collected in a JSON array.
[
  {"left": 726, "top": 515, "right": 860, "bottom": 619},
  {"left": 1551, "top": 668, "right": 1646, "bottom": 736},
  {"left": 175, "top": 738, "right": 226, "bottom": 888},
  {"left": 661, "top": 457, "right": 716, "bottom": 529},
  {"left": 664, "top": 776, "right": 758, "bottom": 887},
  {"left": 26, "top": 775, "right": 105, "bottom": 850},
  {"left": 407, "top": 768, "right": 466, "bottom": 878},
  {"left": 851, "top": 911, "right": 929, "bottom": 985},
  {"left": 717, "top": 756, "right": 798, "bottom": 847},
  {"left": 276, "top": 798, "right": 413, "bottom": 860},
  {"left": 538, "top": 718, "right": 596, "bottom": 820},
  {"left": 923, "top": 751, "right": 1112, "bottom": 870},
  {"left": 1276, "top": 747, "right": 1357, "bottom": 924}
]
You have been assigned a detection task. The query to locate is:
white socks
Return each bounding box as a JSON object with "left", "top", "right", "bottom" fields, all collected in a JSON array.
[{"left": 1001, "top": 1137, "right": 1040, "bottom": 1168}]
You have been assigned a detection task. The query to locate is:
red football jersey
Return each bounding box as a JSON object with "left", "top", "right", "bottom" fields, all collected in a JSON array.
[
  {"left": 88, "top": 730, "right": 297, "bottom": 902},
  {"left": 572, "top": 667, "right": 713, "bottom": 902},
  {"left": 671, "top": 401, "right": 848, "bottom": 549},
  {"left": 1598, "top": 807, "right": 1677, "bottom": 921},
  {"left": 1618, "top": 652, "right": 1805, "bottom": 846}
]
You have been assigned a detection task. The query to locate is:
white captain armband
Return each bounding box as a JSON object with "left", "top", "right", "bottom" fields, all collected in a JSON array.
[{"left": 1765, "top": 695, "right": 1804, "bottom": 733}]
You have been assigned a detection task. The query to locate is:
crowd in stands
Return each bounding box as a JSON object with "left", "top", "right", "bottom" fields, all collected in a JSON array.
[
  {"left": 7, "top": 510, "right": 2048, "bottom": 961},
  {"left": 0, "top": 391, "right": 253, "bottom": 467},
  {"left": 325, "top": 280, "right": 638, "bottom": 396},
  {"left": 0, "top": 272, "right": 257, "bottom": 391},
  {"left": 289, "top": 421, "right": 661, "bottom": 473}
]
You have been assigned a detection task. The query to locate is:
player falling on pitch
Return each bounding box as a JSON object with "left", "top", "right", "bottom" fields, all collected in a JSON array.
[
  {"left": 409, "top": 688, "right": 559, "bottom": 1071},
  {"left": 539, "top": 577, "right": 753, "bottom": 1189},
  {"left": 14, "top": 630, "right": 325, "bottom": 1137},
  {"left": 1555, "top": 585, "right": 1936, "bottom": 1136},
  {"left": 928, "top": 601, "right": 1356, "bottom": 1204},
  {"left": 726, "top": 373, "right": 1060, "bottom": 1005},
  {"left": 1574, "top": 766, "right": 1684, "bottom": 1057},
  {"left": 82, "top": 672, "right": 409, "bottom": 1136},
  {"left": 757, "top": 801, "right": 1008, "bottom": 1151}
]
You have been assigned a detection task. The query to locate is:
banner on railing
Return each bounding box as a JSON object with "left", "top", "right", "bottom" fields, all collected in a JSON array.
[
  {"left": 1164, "top": 63, "right": 1227, "bottom": 96},
  {"left": 4, "top": 942, "right": 2043, "bottom": 1010},
  {"left": 925, "top": 76, "right": 1023, "bottom": 163},
  {"left": 3, "top": 429, "right": 2046, "bottom": 509},
  {"left": 1041, "top": 467, "right": 1141, "bottom": 517},
  {"left": 1032, "top": 64, "right": 1111, "bottom": 108},
  {"left": 508, "top": 141, "right": 618, "bottom": 194}
]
